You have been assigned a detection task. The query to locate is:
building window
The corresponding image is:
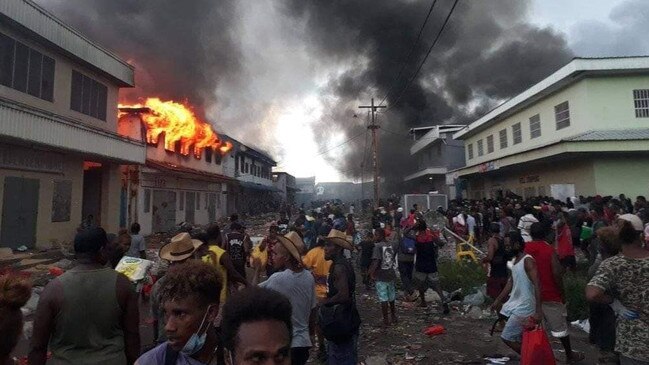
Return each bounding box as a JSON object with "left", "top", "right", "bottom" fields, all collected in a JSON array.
[
  {"left": 70, "top": 70, "right": 107, "bottom": 121},
  {"left": 486, "top": 135, "right": 494, "bottom": 154},
  {"left": 477, "top": 139, "right": 484, "bottom": 156},
  {"left": 144, "top": 189, "right": 151, "bottom": 213},
  {"left": 512, "top": 123, "right": 522, "bottom": 145},
  {"left": 467, "top": 144, "right": 473, "bottom": 160},
  {"left": 179, "top": 191, "right": 184, "bottom": 211},
  {"left": 245, "top": 163, "right": 249, "bottom": 174},
  {"left": 554, "top": 101, "right": 570, "bottom": 130},
  {"left": 633, "top": 89, "right": 649, "bottom": 118},
  {"left": 499, "top": 129, "right": 507, "bottom": 149},
  {"left": 0, "top": 32, "right": 55, "bottom": 102},
  {"left": 530, "top": 114, "right": 541, "bottom": 138},
  {"left": 214, "top": 152, "right": 222, "bottom": 165},
  {"left": 196, "top": 192, "right": 201, "bottom": 210},
  {"left": 205, "top": 148, "right": 212, "bottom": 163}
]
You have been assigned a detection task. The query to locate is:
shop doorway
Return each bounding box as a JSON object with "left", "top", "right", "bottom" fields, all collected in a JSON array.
[
  {"left": 82, "top": 162, "right": 103, "bottom": 227},
  {"left": 1, "top": 176, "right": 39, "bottom": 249}
]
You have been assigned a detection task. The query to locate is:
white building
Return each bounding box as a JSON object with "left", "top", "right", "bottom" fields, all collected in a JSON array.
[
  {"left": 117, "top": 110, "right": 233, "bottom": 235},
  {"left": 404, "top": 125, "right": 465, "bottom": 198},
  {"left": 451, "top": 57, "right": 649, "bottom": 201},
  {"left": 0, "top": 0, "right": 145, "bottom": 249},
  {"left": 273, "top": 172, "right": 298, "bottom": 206}
]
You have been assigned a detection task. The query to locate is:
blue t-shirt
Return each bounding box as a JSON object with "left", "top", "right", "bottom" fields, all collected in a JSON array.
[{"left": 136, "top": 342, "right": 209, "bottom": 365}]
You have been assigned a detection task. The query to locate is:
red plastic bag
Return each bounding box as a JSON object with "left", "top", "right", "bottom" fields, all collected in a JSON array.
[
  {"left": 423, "top": 324, "right": 446, "bottom": 336},
  {"left": 521, "top": 327, "right": 556, "bottom": 365}
]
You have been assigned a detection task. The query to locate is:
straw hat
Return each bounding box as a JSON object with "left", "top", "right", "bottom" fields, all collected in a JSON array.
[
  {"left": 276, "top": 231, "right": 305, "bottom": 262},
  {"left": 324, "top": 229, "right": 355, "bottom": 251},
  {"left": 159, "top": 232, "right": 203, "bottom": 262}
]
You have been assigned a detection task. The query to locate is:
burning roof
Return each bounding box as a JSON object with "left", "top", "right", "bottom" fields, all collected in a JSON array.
[{"left": 119, "top": 98, "right": 232, "bottom": 158}]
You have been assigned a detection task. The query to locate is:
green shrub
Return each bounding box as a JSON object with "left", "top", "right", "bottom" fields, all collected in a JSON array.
[
  {"left": 437, "top": 259, "right": 487, "bottom": 294},
  {"left": 563, "top": 271, "right": 589, "bottom": 321}
]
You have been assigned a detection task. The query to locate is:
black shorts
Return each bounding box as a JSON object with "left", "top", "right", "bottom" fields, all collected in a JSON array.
[{"left": 559, "top": 255, "right": 576, "bottom": 269}]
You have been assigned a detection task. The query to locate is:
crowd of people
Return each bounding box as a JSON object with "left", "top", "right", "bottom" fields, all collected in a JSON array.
[{"left": 0, "top": 193, "right": 647, "bottom": 365}]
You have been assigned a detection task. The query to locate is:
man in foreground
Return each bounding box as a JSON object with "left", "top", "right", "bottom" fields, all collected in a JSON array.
[
  {"left": 322, "top": 229, "right": 360, "bottom": 365},
  {"left": 222, "top": 287, "right": 293, "bottom": 365},
  {"left": 136, "top": 260, "right": 222, "bottom": 365},
  {"left": 257, "top": 231, "right": 316, "bottom": 365},
  {"left": 525, "top": 222, "right": 584, "bottom": 363},
  {"left": 491, "top": 231, "right": 542, "bottom": 354},
  {"left": 29, "top": 227, "right": 140, "bottom": 365}
]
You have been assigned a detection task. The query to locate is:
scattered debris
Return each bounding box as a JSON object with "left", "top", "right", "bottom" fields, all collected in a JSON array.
[{"left": 16, "top": 245, "right": 28, "bottom": 252}]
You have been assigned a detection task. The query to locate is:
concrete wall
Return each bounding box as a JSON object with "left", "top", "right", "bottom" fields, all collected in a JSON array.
[
  {"left": 465, "top": 157, "right": 597, "bottom": 199},
  {"left": 136, "top": 171, "right": 226, "bottom": 235},
  {"left": 0, "top": 24, "right": 121, "bottom": 134},
  {"left": 581, "top": 75, "right": 649, "bottom": 131},
  {"left": 462, "top": 75, "right": 649, "bottom": 169},
  {"left": 463, "top": 81, "right": 589, "bottom": 167},
  {"left": 592, "top": 156, "right": 649, "bottom": 197},
  {"left": 0, "top": 153, "right": 83, "bottom": 247}
]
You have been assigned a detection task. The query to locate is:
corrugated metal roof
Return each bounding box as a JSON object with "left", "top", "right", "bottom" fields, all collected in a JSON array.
[
  {"left": 0, "top": 98, "right": 145, "bottom": 163},
  {"left": 1, "top": 0, "right": 134, "bottom": 86},
  {"left": 565, "top": 129, "right": 649, "bottom": 141}
]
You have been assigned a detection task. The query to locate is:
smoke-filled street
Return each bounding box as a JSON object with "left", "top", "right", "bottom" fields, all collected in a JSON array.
[{"left": 2, "top": 0, "right": 649, "bottom": 364}]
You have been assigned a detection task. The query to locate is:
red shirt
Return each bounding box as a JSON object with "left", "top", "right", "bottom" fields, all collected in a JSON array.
[
  {"left": 524, "top": 241, "right": 563, "bottom": 303},
  {"left": 555, "top": 224, "right": 575, "bottom": 259}
]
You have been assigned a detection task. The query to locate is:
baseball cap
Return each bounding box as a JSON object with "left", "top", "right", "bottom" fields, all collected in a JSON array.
[{"left": 618, "top": 214, "right": 643, "bottom": 231}]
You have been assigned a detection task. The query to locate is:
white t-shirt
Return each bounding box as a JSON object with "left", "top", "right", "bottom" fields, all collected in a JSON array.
[{"left": 259, "top": 269, "right": 317, "bottom": 348}]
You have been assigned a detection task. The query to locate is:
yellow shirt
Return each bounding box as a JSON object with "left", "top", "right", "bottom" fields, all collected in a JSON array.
[
  {"left": 302, "top": 247, "right": 332, "bottom": 299},
  {"left": 202, "top": 246, "right": 228, "bottom": 303}
]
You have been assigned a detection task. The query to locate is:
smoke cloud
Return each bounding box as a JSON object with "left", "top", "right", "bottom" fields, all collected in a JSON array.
[
  {"left": 38, "top": 0, "right": 575, "bottom": 189},
  {"left": 282, "top": 0, "right": 573, "bottom": 190},
  {"left": 35, "top": 0, "right": 240, "bottom": 122}
]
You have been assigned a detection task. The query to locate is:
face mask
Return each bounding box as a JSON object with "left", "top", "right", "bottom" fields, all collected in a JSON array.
[{"left": 181, "top": 304, "right": 215, "bottom": 356}]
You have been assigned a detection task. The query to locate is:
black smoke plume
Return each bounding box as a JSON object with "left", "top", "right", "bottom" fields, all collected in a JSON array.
[
  {"left": 282, "top": 0, "right": 573, "bottom": 191},
  {"left": 34, "top": 0, "right": 240, "bottom": 121}
]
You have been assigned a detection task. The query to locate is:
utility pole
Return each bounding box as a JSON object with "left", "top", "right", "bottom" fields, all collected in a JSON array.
[{"left": 359, "top": 98, "right": 386, "bottom": 208}]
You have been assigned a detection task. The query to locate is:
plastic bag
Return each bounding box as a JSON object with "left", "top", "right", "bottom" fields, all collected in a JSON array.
[{"left": 521, "top": 327, "right": 556, "bottom": 365}]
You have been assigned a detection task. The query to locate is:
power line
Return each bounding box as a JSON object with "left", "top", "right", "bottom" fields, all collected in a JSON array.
[
  {"left": 378, "top": 0, "right": 439, "bottom": 107},
  {"left": 389, "top": 0, "right": 460, "bottom": 110}
]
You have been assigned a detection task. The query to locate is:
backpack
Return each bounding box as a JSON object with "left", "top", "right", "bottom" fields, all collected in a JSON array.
[{"left": 400, "top": 236, "right": 416, "bottom": 255}]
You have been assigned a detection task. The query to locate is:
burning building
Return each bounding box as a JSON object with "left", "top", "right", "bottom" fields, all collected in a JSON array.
[
  {"left": 118, "top": 99, "right": 236, "bottom": 234},
  {"left": 118, "top": 98, "right": 279, "bottom": 234},
  {"left": 0, "top": 0, "right": 145, "bottom": 249}
]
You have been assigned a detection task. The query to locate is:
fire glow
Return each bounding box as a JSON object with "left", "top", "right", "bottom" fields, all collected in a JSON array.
[{"left": 119, "top": 98, "right": 232, "bottom": 158}]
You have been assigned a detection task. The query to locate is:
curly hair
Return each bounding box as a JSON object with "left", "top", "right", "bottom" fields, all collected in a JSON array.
[
  {"left": 0, "top": 274, "right": 32, "bottom": 357},
  {"left": 159, "top": 260, "right": 222, "bottom": 307},
  {"left": 595, "top": 226, "right": 621, "bottom": 257},
  {"left": 221, "top": 287, "right": 292, "bottom": 353}
]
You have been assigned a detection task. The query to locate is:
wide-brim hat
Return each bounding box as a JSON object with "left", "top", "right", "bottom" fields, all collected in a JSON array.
[
  {"left": 324, "top": 229, "right": 355, "bottom": 251},
  {"left": 276, "top": 231, "right": 305, "bottom": 262},
  {"left": 159, "top": 232, "right": 203, "bottom": 262}
]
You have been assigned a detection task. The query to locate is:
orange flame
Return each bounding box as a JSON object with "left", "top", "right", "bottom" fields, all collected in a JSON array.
[{"left": 119, "top": 98, "right": 230, "bottom": 157}]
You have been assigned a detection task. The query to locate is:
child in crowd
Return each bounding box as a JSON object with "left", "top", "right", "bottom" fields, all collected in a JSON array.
[
  {"left": 126, "top": 222, "right": 146, "bottom": 259},
  {"left": 370, "top": 228, "right": 399, "bottom": 326}
]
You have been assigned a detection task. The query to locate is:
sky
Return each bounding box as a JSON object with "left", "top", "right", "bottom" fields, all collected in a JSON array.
[
  {"left": 273, "top": 0, "right": 649, "bottom": 182},
  {"left": 37, "top": 0, "right": 649, "bottom": 184}
]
